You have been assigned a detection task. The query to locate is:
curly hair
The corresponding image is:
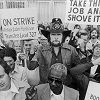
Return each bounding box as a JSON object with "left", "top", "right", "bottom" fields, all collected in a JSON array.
[
  {"left": 0, "top": 58, "right": 11, "bottom": 75},
  {"left": 92, "top": 44, "right": 100, "bottom": 52},
  {"left": 90, "top": 28, "right": 99, "bottom": 39},
  {"left": 49, "top": 63, "right": 67, "bottom": 82},
  {"left": 0, "top": 47, "right": 17, "bottom": 61}
]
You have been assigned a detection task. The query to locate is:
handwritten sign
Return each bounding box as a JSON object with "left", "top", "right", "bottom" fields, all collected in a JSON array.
[
  {"left": 66, "top": 0, "right": 100, "bottom": 25},
  {"left": 0, "top": 7, "right": 39, "bottom": 40},
  {"left": 85, "top": 81, "right": 100, "bottom": 100},
  {"left": 0, "top": 0, "right": 28, "bottom": 9}
]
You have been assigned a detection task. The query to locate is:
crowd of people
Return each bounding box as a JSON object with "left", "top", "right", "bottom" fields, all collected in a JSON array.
[{"left": 0, "top": 18, "right": 100, "bottom": 100}]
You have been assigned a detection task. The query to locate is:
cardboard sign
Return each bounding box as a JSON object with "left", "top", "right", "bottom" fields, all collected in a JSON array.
[
  {"left": 85, "top": 81, "right": 100, "bottom": 100},
  {"left": 0, "top": 0, "right": 28, "bottom": 9},
  {"left": 0, "top": 7, "right": 39, "bottom": 40},
  {"left": 66, "top": 0, "right": 100, "bottom": 25}
]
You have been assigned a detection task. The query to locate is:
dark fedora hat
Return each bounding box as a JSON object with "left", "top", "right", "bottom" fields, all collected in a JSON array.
[{"left": 41, "top": 18, "right": 71, "bottom": 42}]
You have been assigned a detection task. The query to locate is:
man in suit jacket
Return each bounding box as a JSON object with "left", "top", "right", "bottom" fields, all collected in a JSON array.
[{"left": 25, "top": 63, "right": 79, "bottom": 100}]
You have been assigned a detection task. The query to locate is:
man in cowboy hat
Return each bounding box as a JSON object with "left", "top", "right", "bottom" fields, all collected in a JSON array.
[
  {"left": 28, "top": 18, "right": 75, "bottom": 85},
  {"left": 28, "top": 18, "right": 100, "bottom": 93}
]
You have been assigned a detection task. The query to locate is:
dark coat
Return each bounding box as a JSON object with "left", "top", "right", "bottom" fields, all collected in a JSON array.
[
  {"left": 30, "top": 44, "right": 95, "bottom": 100},
  {"left": 32, "top": 44, "right": 80, "bottom": 85},
  {"left": 31, "top": 44, "right": 93, "bottom": 85}
]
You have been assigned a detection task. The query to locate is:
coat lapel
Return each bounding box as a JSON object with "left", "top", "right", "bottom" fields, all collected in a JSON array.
[
  {"left": 41, "top": 85, "right": 76, "bottom": 100},
  {"left": 46, "top": 50, "right": 52, "bottom": 67},
  {"left": 42, "top": 45, "right": 52, "bottom": 67},
  {"left": 61, "top": 46, "right": 71, "bottom": 69},
  {"left": 64, "top": 86, "right": 70, "bottom": 100},
  {"left": 41, "top": 84, "right": 50, "bottom": 100},
  {"left": 61, "top": 49, "right": 66, "bottom": 65},
  {"left": 65, "top": 85, "right": 75, "bottom": 100}
]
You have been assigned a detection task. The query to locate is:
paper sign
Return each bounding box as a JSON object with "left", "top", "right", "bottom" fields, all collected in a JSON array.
[
  {"left": 0, "top": 7, "right": 38, "bottom": 40},
  {"left": 66, "top": 0, "right": 100, "bottom": 25},
  {"left": 85, "top": 81, "right": 100, "bottom": 100},
  {"left": 0, "top": 0, "right": 28, "bottom": 9}
]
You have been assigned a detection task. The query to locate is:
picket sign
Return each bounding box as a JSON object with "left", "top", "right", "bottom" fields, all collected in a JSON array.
[
  {"left": 0, "top": 7, "right": 39, "bottom": 41},
  {"left": 85, "top": 81, "right": 100, "bottom": 100},
  {"left": 66, "top": 0, "right": 100, "bottom": 25}
]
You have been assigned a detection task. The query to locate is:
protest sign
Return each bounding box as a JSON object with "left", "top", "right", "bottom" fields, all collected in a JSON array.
[
  {"left": 66, "top": 0, "right": 100, "bottom": 25},
  {"left": 0, "top": 0, "right": 5, "bottom": 9},
  {"left": 85, "top": 81, "right": 100, "bottom": 100},
  {"left": 0, "top": 7, "right": 39, "bottom": 40},
  {"left": 0, "top": 0, "right": 28, "bottom": 9}
]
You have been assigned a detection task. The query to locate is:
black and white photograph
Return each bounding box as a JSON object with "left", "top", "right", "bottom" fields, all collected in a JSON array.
[{"left": 0, "top": 0, "right": 100, "bottom": 100}]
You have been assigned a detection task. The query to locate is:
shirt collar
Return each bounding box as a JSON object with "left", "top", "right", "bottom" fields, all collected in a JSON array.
[
  {"left": 62, "top": 44, "right": 71, "bottom": 50},
  {"left": 92, "top": 57, "right": 94, "bottom": 61},
  {"left": 1, "top": 80, "right": 19, "bottom": 94},
  {"left": 10, "top": 80, "right": 19, "bottom": 93},
  {"left": 52, "top": 46, "right": 61, "bottom": 53},
  {"left": 89, "top": 39, "right": 99, "bottom": 44},
  {"left": 50, "top": 85, "right": 64, "bottom": 99},
  {"left": 11, "top": 64, "right": 19, "bottom": 74}
]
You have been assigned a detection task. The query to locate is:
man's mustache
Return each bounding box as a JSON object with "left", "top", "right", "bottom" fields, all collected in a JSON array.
[
  {"left": 92, "top": 35, "right": 96, "bottom": 36},
  {"left": 53, "top": 40, "right": 60, "bottom": 42}
]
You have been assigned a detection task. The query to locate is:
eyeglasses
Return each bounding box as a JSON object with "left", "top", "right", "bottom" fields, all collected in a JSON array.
[
  {"left": 24, "top": 44, "right": 31, "bottom": 46},
  {"left": 48, "top": 77, "right": 62, "bottom": 85}
]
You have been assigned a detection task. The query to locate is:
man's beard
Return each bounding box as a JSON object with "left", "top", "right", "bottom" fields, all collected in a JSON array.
[
  {"left": 26, "top": 50, "right": 30, "bottom": 55},
  {"left": 50, "top": 41, "right": 61, "bottom": 47},
  {"left": 50, "top": 84, "right": 63, "bottom": 95},
  {"left": 91, "top": 35, "right": 97, "bottom": 39}
]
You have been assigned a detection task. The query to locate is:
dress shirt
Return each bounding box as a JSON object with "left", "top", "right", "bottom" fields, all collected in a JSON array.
[
  {"left": 90, "top": 57, "right": 98, "bottom": 75},
  {"left": 9, "top": 63, "right": 28, "bottom": 88},
  {"left": 0, "top": 80, "right": 19, "bottom": 100},
  {"left": 51, "top": 47, "right": 63, "bottom": 66},
  {"left": 50, "top": 85, "right": 64, "bottom": 100}
]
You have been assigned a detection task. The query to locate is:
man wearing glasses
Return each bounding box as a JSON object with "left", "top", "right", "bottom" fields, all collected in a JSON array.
[{"left": 25, "top": 63, "right": 79, "bottom": 100}]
